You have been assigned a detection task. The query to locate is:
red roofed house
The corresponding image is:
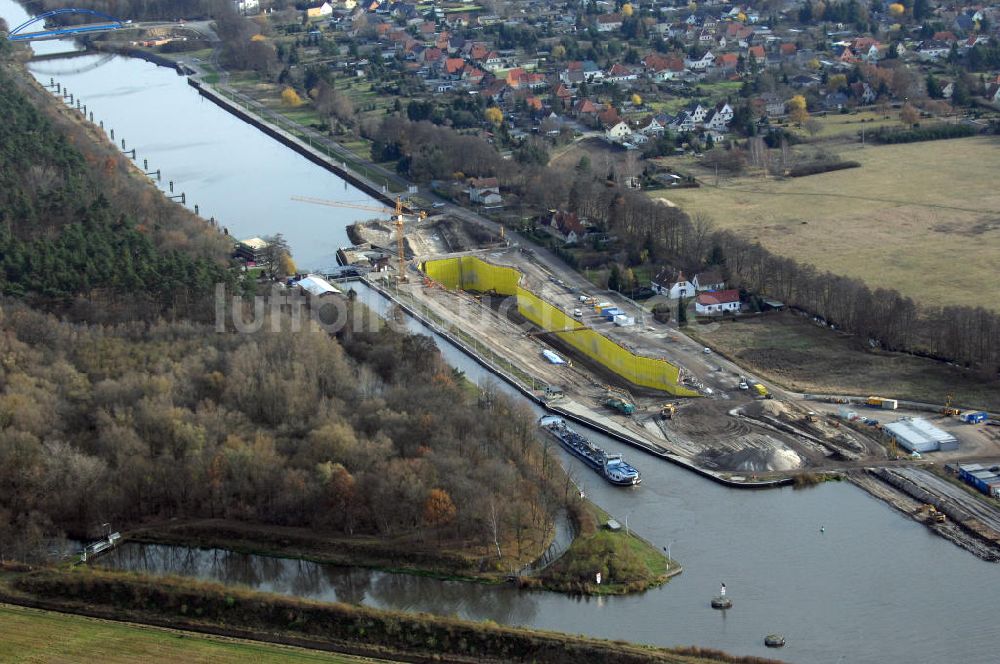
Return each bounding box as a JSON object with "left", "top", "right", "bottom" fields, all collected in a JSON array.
[
  {"left": 444, "top": 57, "right": 465, "bottom": 78},
  {"left": 695, "top": 289, "right": 741, "bottom": 315},
  {"left": 468, "top": 177, "right": 501, "bottom": 205},
  {"left": 716, "top": 53, "right": 739, "bottom": 71},
  {"left": 747, "top": 45, "right": 765, "bottom": 60},
  {"left": 548, "top": 210, "right": 585, "bottom": 243}
]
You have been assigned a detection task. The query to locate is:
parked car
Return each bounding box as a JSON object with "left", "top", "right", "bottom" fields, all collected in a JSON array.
[{"left": 703, "top": 347, "right": 712, "bottom": 354}]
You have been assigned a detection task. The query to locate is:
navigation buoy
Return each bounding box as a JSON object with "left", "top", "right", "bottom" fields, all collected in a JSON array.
[
  {"left": 764, "top": 634, "right": 786, "bottom": 648},
  {"left": 711, "top": 582, "right": 732, "bottom": 609},
  {"left": 820, "top": 526, "right": 825, "bottom": 533}
]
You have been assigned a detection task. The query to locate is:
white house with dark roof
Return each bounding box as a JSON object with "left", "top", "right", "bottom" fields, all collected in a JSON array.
[{"left": 651, "top": 269, "right": 695, "bottom": 299}]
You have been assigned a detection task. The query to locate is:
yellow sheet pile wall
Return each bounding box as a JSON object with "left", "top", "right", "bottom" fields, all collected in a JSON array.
[{"left": 421, "top": 257, "right": 698, "bottom": 396}]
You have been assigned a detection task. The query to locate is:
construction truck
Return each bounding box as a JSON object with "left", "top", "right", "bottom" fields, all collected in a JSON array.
[
  {"left": 606, "top": 394, "right": 636, "bottom": 415},
  {"left": 866, "top": 396, "right": 898, "bottom": 410},
  {"left": 660, "top": 403, "right": 677, "bottom": 420},
  {"left": 752, "top": 383, "right": 771, "bottom": 399}
]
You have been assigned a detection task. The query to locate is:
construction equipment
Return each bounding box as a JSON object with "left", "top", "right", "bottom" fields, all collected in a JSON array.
[
  {"left": 604, "top": 386, "right": 636, "bottom": 415},
  {"left": 660, "top": 403, "right": 677, "bottom": 420},
  {"left": 805, "top": 411, "right": 818, "bottom": 423},
  {"left": 752, "top": 383, "right": 771, "bottom": 399},
  {"left": 866, "top": 396, "right": 898, "bottom": 410},
  {"left": 292, "top": 195, "right": 426, "bottom": 281},
  {"left": 606, "top": 394, "right": 635, "bottom": 415},
  {"left": 942, "top": 394, "right": 961, "bottom": 416}
]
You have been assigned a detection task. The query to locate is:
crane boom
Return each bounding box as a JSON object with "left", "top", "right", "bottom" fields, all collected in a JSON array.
[{"left": 291, "top": 195, "right": 426, "bottom": 281}]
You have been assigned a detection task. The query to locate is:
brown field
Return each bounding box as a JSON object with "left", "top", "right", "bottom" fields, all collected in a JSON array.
[
  {"left": 690, "top": 311, "right": 1000, "bottom": 411},
  {"left": 660, "top": 136, "right": 1000, "bottom": 309}
]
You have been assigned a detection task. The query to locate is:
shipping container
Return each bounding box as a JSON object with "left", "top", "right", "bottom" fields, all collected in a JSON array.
[
  {"left": 880, "top": 399, "right": 898, "bottom": 410},
  {"left": 960, "top": 411, "right": 988, "bottom": 424},
  {"left": 613, "top": 315, "right": 635, "bottom": 327}
]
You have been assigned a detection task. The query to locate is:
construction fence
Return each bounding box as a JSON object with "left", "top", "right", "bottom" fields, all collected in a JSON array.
[{"left": 421, "top": 257, "right": 698, "bottom": 397}]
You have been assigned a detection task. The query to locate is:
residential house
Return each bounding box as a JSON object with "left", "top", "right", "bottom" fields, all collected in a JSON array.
[
  {"left": 596, "top": 12, "right": 624, "bottom": 32},
  {"left": 234, "top": 0, "right": 260, "bottom": 15},
  {"left": 651, "top": 269, "right": 695, "bottom": 299},
  {"left": 607, "top": 63, "right": 639, "bottom": 82},
  {"left": 850, "top": 81, "right": 877, "bottom": 104},
  {"left": 597, "top": 106, "right": 621, "bottom": 127},
  {"left": 703, "top": 103, "right": 733, "bottom": 131},
  {"left": 685, "top": 50, "right": 715, "bottom": 71},
  {"left": 686, "top": 103, "right": 710, "bottom": 124},
  {"left": 917, "top": 40, "right": 951, "bottom": 60},
  {"left": 548, "top": 210, "right": 585, "bottom": 243},
  {"left": 468, "top": 177, "right": 502, "bottom": 205},
  {"left": 822, "top": 91, "right": 850, "bottom": 110},
  {"left": 695, "top": 289, "right": 740, "bottom": 315},
  {"left": 759, "top": 92, "right": 785, "bottom": 117},
  {"left": 638, "top": 116, "right": 666, "bottom": 136},
  {"left": 306, "top": 2, "right": 333, "bottom": 19},
  {"left": 715, "top": 52, "right": 739, "bottom": 71},
  {"left": 643, "top": 54, "right": 686, "bottom": 80},
  {"left": 605, "top": 120, "right": 633, "bottom": 143},
  {"left": 443, "top": 57, "right": 466, "bottom": 79},
  {"left": 692, "top": 271, "right": 725, "bottom": 291}
]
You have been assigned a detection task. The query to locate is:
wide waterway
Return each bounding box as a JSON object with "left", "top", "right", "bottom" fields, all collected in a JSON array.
[{"left": 4, "top": 4, "right": 999, "bottom": 661}]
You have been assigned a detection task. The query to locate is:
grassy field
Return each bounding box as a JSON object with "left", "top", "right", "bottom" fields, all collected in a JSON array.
[
  {"left": 0, "top": 604, "right": 383, "bottom": 664},
  {"left": 658, "top": 136, "right": 1000, "bottom": 309},
  {"left": 783, "top": 109, "right": 921, "bottom": 138},
  {"left": 689, "top": 311, "right": 1000, "bottom": 410}
]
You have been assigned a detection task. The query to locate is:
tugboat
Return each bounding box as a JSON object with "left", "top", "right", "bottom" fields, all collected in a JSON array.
[{"left": 539, "top": 416, "right": 641, "bottom": 486}]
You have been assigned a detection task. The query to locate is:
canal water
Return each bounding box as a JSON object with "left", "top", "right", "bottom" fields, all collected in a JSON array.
[
  {"left": 4, "top": 0, "right": 382, "bottom": 271},
  {"left": 4, "top": 3, "right": 999, "bottom": 661}
]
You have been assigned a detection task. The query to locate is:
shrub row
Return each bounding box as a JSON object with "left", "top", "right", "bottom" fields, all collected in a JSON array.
[
  {"left": 869, "top": 124, "right": 977, "bottom": 144},
  {"left": 12, "top": 569, "right": 781, "bottom": 664},
  {"left": 787, "top": 160, "right": 861, "bottom": 177}
]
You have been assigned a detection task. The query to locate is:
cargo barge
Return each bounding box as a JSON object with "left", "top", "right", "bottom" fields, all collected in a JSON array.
[{"left": 539, "top": 416, "right": 641, "bottom": 486}]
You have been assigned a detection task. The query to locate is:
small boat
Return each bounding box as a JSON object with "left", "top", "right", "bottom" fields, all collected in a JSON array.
[
  {"left": 764, "top": 634, "right": 786, "bottom": 648},
  {"left": 539, "top": 416, "right": 640, "bottom": 486}
]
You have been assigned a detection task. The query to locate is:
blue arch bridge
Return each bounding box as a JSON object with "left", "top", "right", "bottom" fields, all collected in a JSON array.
[{"left": 7, "top": 8, "right": 128, "bottom": 41}]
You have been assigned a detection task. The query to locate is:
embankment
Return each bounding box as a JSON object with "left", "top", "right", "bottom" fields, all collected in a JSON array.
[
  {"left": 4, "top": 568, "right": 781, "bottom": 664},
  {"left": 187, "top": 78, "right": 402, "bottom": 212}
]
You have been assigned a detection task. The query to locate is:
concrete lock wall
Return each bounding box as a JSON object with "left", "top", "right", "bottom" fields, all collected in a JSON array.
[{"left": 421, "top": 257, "right": 698, "bottom": 397}]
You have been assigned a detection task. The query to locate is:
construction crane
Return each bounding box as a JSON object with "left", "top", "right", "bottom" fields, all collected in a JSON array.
[{"left": 292, "top": 196, "right": 427, "bottom": 281}]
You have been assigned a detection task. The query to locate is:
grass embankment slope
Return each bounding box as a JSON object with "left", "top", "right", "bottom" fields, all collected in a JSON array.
[
  {"left": 3, "top": 568, "right": 778, "bottom": 664},
  {"left": 536, "top": 502, "right": 676, "bottom": 595},
  {"left": 690, "top": 311, "right": 1000, "bottom": 411},
  {"left": 661, "top": 136, "right": 1000, "bottom": 310},
  {"left": 0, "top": 604, "right": 379, "bottom": 664}
]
